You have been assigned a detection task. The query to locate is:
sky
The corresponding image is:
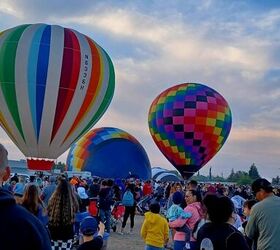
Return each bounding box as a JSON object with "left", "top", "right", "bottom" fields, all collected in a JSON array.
[{"left": 0, "top": 0, "right": 280, "bottom": 179}]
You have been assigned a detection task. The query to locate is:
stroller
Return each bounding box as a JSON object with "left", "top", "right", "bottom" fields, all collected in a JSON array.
[
  {"left": 136, "top": 193, "right": 165, "bottom": 215},
  {"left": 110, "top": 201, "right": 125, "bottom": 232}
]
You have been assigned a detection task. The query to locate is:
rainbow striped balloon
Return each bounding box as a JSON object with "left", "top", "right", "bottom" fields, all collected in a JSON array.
[
  {"left": 0, "top": 24, "right": 115, "bottom": 162},
  {"left": 67, "top": 127, "right": 151, "bottom": 179},
  {"left": 148, "top": 83, "right": 232, "bottom": 179}
]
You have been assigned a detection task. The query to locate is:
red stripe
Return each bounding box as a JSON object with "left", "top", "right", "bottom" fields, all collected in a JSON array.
[
  {"left": 63, "top": 37, "right": 101, "bottom": 142},
  {"left": 51, "top": 29, "right": 81, "bottom": 141}
]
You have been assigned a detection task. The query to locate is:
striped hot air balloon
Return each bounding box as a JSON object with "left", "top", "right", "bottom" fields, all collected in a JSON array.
[
  {"left": 0, "top": 24, "right": 115, "bottom": 170},
  {"left": 67, "top": 127, "right": 152, "bottom": 180}
]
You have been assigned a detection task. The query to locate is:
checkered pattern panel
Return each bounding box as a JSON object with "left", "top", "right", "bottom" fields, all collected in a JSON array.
[
  {"left": 148, "top": 83, "right": 232, "bottom": 177},
  {"left": 51, "top": 239, "right": 73, "bottom": 250}
]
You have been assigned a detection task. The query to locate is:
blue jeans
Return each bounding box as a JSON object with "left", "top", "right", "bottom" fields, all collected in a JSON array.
[
  {"left": 173, "top": 240, "right": 186, "bottom": 250},
  {"left": 99, "top": 209, "right": 111, "bottom": 233},
  {"left": 145, "top": 245, "right": 164, "bottom": 250}
]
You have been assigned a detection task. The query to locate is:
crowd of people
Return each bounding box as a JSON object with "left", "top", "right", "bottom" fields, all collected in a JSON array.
[{"left": 1, "top": 143, "right": 280, "bottom": 250}]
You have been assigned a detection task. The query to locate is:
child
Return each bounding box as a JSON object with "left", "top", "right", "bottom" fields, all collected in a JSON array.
[
  {"left": 141, "top": 202, "right": 169, "bottom": 250},
  {"left": 167, "top": 191, "right": 192, "bottom": 247},
  {"left": 77, "top": 216, "right": 105, "bottom": 250},
  {"left": 239, "top": 199, "right": 258, "bottom": 234},
  {"left": 239, "top": 199, "right": 258, "bottom": 250}
]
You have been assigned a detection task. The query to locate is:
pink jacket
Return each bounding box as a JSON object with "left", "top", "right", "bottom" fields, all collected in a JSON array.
[{"left": 169, "top": 202, "right": 203, "bottom": 242}]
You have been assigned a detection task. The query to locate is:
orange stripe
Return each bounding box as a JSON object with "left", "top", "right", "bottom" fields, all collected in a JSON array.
[{"left": 63, "top": 37, "right": 102, "bottom": 142}]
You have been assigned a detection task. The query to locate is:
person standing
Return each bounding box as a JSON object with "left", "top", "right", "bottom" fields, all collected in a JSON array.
[
  {"left": 0, "top": 143, "right": 51, "bottom": 250},
  {"left": 245, "top": 178, "right": 280, "bottom": 250},
  {"left": 47, "top": 177, "right": 79, "bottom": 250},
  {"left": 40, "top": 175, "right": 57, "bottom": 206},
  {"left": 141, "top": 202, "right": 169, "bottom": 250},
  {"left": 120, "top": 183, "right": 136, "bottom": 235},
  {"left": 99, "top": 179, "right": 114, "bottom": 233}
]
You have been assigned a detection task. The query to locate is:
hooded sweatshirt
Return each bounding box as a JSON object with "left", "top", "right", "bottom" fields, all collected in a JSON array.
[
  {"left": 140, "top": 211, "right": 169, "bottom": 248},
  {"left": 169, "top": 201, "right": 204, "bottom": 242},
  {"left": 0, "top": 188, "right": 52, "bottom": 250}
]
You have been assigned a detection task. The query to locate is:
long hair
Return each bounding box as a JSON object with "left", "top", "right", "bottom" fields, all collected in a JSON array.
[
  {"left": 22, "top": 184, "right": 42, "bottom": 216},
  {"left": 48, "top": 178, "right": 78, "bottom": 226}
]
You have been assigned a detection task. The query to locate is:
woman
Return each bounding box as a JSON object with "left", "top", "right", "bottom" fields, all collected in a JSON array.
[
  {"left": 120, "top": 183, "right": 136, "bottom": 235},
  {"left": 47, "top": 178, "right": 79, "bottom": 250},
  {"left": 21, "top": 183, "right": 46, "bottom": 225},
  {"left": 169, "top": 190, "right": 204, "bottom": 250}
]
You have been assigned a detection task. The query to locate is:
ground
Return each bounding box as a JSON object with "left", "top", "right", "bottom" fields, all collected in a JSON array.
[{"left": 108, "top": 214, "right": 145, "bottom": 250}]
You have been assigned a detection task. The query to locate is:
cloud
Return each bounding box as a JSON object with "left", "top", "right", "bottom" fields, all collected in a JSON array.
[{"left": 0, "top": 1, "right": 280, "bottom": 177}]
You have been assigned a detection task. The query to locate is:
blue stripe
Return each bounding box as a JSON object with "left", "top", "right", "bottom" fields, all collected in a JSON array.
[
  {"left": 36, "top": 25, "right": 51, "bottom": 139},
  {"left": 28, "top": 24, "right": 47, "bottom": 140}
]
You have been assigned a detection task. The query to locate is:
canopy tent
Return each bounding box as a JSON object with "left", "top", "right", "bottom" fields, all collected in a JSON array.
[{"left": 152, "top": 167, "right": 182, "bottom": 182}]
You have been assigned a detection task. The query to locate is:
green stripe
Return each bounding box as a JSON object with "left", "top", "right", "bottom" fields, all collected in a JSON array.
[
  {"left": 0, "top": 25, "right": 29, "bottom": 142},
  {"left": 72, "top": 49, "right": 115, "bottom": 143}
]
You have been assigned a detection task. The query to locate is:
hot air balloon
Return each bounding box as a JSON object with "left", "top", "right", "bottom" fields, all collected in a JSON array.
[
  {"left": 148, "top": 83, "right": 232, "bottom": 179},
  {"left": 0, "top": 24, "right": 115, "bottom": 170},
  {"left": 67, "top": 127, "right": 151, "bottom": 180}
]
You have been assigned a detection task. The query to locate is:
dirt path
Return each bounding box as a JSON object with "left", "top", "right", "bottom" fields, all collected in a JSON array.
[{"left": 108, "top": 214, "right": 145, "bottom": 250}]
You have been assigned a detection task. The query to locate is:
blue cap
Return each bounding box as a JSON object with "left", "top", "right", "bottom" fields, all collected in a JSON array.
[{"left": 80, "top": 216, "right": 98, "bottom": 236}]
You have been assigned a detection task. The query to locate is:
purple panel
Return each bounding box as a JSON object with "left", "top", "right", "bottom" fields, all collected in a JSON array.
[
  {"left": 163, "top": 109, "right": 173, "bottom": 116},
  {"left": 165, "top": 125, "right": 174, "bottom": 132},
  {"left": 175, "top": 132, "right": 184, "bottom": 139},
  {"left": 174, "top": 101, "right": 184, "bottom": 109},
  {"left": 184, "top": 139, "right": 193, "bottom": 146},
  {"left": 185, "top": 95, "right": 196, "bottom": 101}
]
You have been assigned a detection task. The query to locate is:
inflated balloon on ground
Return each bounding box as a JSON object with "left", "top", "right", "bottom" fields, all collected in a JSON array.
[
  {"left": 148, "top": 83, "right": 232, "bottom": 179},
  {"left": 67, "top": 127, "right": 151, "bottom": 179},
  {"left": 0, "top": 24, "right": 115, "bottom": 170}
]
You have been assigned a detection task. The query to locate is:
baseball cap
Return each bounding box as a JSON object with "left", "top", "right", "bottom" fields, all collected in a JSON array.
[
  {"left": 77, "top": 186, "right": 89, "bottom": 199},
  {"left": 252, "top": 178, "right": 272, "bottom": 194},
  {"left": 80, "top": 216, "right": 98, "bottom": 236}
]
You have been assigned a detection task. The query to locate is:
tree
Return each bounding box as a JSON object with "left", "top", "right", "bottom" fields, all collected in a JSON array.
[
  {"left": 272, "top": 176, "right": 280, "bottom": 185},
  {"left": 52, "top": 161, "right": 66, "bottom": 172},
  {"left": 237, "top": 175, "right": 253, "bottom": 185},
  {"left": 248, "top": 163, "right": 261, "bottom": 180}
]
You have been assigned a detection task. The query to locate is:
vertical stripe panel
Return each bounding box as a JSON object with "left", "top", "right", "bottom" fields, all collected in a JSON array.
[
  {"left": 51, "top": 28, "right": 81, "bottom": 140},
  {"left": 15, "top": 24, "right": 45, "bottom": 156},
  {"left": 0, "top": 25, "right": 29, "bottom": 142},
  {"left": 63, "top": 36, "right": 101, "bottom": 141},
  {"left": 37, "top": 25, "right": 64, "bottom": 158},
  {"left": 36, "top": 25, "right": 51, "bottom": 139},
  {"left": 28, "top": 24, "right": 47, "bottom": 138},
  {"left": 48, "top": 29, "right": 92, "bottom": 158}
]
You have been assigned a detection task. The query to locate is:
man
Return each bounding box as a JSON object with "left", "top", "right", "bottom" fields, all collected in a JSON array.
[
  {"left": 0, "top": 143, "right": 52, "bottom": 250},
  {"left": 245, "top": 178, "right": 280, "bottom": 250},
  {"left": 40, "top": 175, "right": 57, "bottom": 206},
  {"left": 98, "top": 179, "right": 114, "bottom": 233},
  {"left": 187, "top": 180, "right": 198, "bottom": 191}
]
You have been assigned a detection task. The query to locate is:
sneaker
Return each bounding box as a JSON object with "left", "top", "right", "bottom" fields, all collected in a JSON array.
[{"left": 129, "top": 229, "right": 134, "bottom": 235}]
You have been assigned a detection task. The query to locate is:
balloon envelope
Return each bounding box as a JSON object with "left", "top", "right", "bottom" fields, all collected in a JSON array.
[
  {"left": 67, "top": 127, "right": 152, "bottom": 180},
  {"left": 148, "top": 83, "right": 232, "bottom": 179},
  {"left": 0, "top": 24, "right": 115, "bottom": 169}
]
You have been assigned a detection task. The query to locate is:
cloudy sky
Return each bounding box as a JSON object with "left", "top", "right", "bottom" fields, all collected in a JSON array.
[{"left": 0, "top": 0, "right": 280, "bottom": 179}]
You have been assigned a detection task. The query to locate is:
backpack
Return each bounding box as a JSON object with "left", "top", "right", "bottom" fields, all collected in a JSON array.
[{"left": 122, "top": 190, "right": 134, "bottom": 206}]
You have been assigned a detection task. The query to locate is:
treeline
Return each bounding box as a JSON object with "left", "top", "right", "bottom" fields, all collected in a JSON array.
[{"left": 192, "top": 163, "right": 264, "bottom": 185}]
